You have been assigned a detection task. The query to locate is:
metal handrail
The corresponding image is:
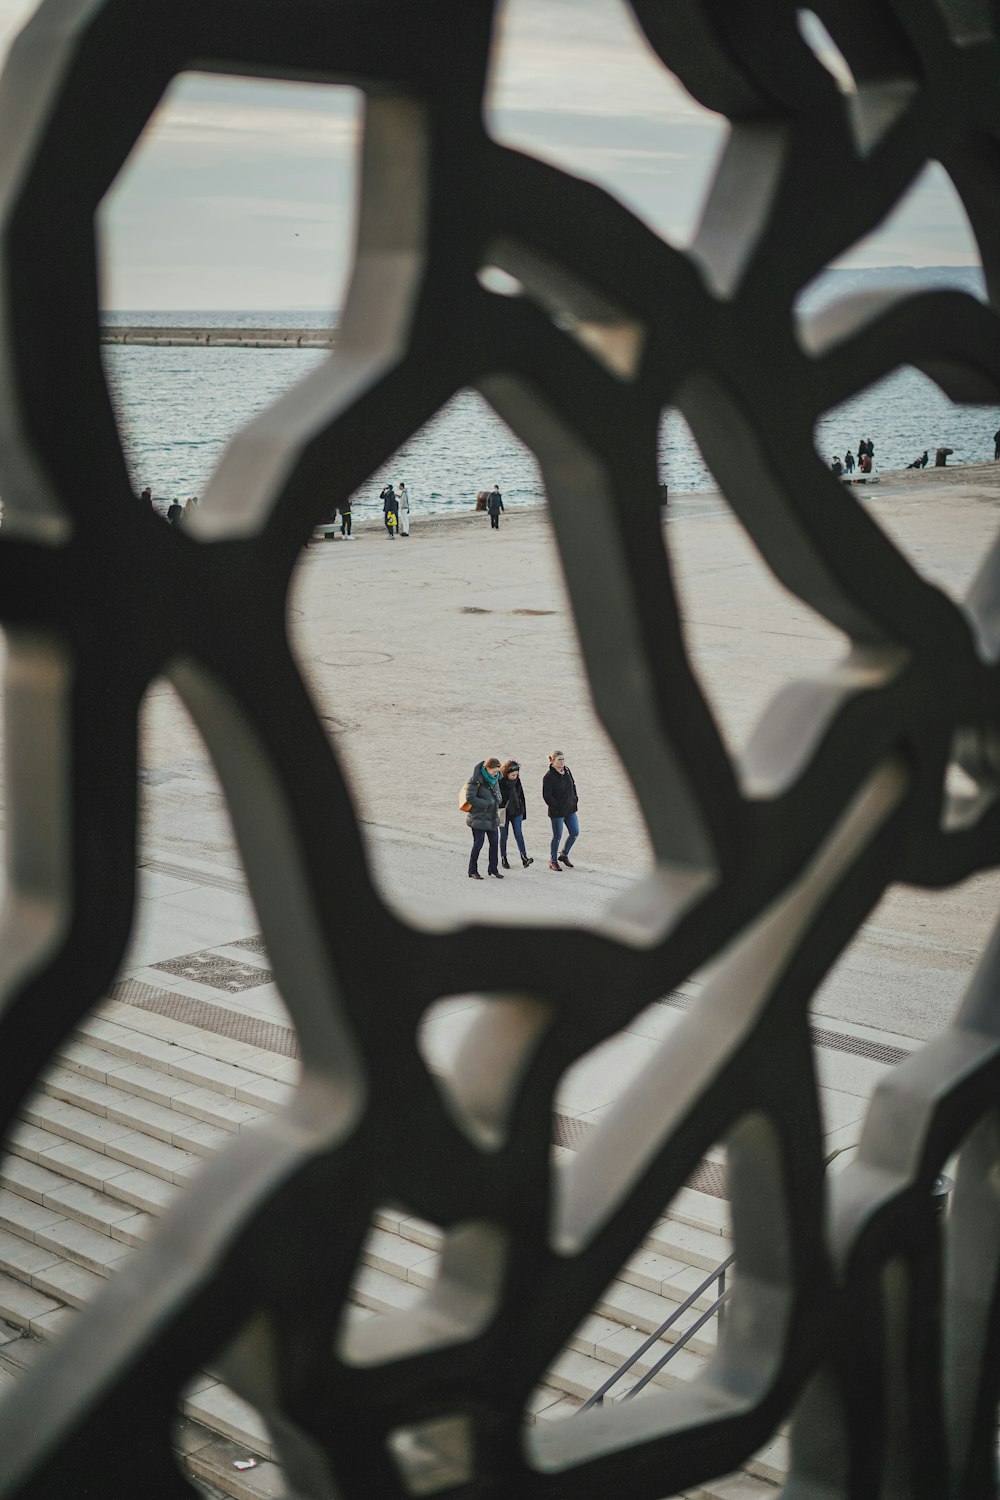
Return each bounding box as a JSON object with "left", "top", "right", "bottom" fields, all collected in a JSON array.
[{"left": 578, "top": 1252, "right": 734, "bottom": 1413}]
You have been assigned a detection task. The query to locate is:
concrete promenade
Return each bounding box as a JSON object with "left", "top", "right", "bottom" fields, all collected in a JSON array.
[{"left": 101, "top": 325, "right": 334, "bottom": 348}]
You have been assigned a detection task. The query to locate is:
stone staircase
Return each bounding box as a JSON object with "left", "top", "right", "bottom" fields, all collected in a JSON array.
[{"left": 0, "top": 998, "right": 781, "bottom": 1499}]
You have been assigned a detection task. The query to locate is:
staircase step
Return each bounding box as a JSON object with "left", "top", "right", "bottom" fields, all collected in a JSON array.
[
  {"left": 351, "top": 1264, "right": 424, "bottom": 1317},
  {"left": 183, "top": 1380, "right": 274, "bottom": 1459},
  {"left": 74, "top": 1015, "right": 296, "bottom": 1112},
  {"left": 647, "top": 1217, "right": 731, "bottom": 1271},
  {"left": 20, "top": 1095, "right": 203, "bottom": 1184},
  {"left": 0, "top": 1271, "right": 61, "bottom": 1331},
  {"left": 54, "top": 1048, "right": 267, "bottom": 1133},
  {"left": 38, "top": 1069, "right": 241, "bottom": 1158},
  {"left": 11, "top": 1135, "right": 179, "bottom": 1213}
]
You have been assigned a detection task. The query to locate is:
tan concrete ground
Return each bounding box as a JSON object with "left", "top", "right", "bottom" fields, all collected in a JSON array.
[{"left": 127, "top": 460, "right": 1000, "bottom": 1042}]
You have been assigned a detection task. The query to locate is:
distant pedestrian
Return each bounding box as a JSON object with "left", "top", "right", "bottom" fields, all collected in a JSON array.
[
  {"left": 340, "top": 496, "right": 353, "bottom": 537},
  {"left": 994, "top": 427, "right": 1000, "bottom": 460},
  {"left": 397, "top": 481, "right": 410, "bottom": 537},
  {"left": 166, "top": 499, "right": 183, "bottom": 525},
  {"left": 830, "top": 456, "right": 843, "bottom": 477},
  {"left": 465, "top": 757, "right": 503, "bottom": 879},
  {"left": 857, "top": 438, "right": 868, "bottom": 461},
  {"left": 499, "top": 760, "right": 533, "bottom": 869},
  {"left": 183, "top": 496, "right": 199, "bottom": 522},
  {"left": 920, "top": 450, "right": 929, "bottom": 468},
  {"left": 859, "top": 452, "right": 872, "bottom": 473},
  {"left": 866, "top": 438, "right": 875, "bottom": 460},
  {"left": 140, "top": 486, "right": 153, "bottom": 507},
  {"left": 381, "top": 483, "right": 398, "bottom": 538},
  {"left": 542, "top": 750, "right": 579, "bottom": 871},
  {"left": 487, "top": 484, "right": 504, "bottom": 530},
  {"left": 843, "top": 450, "right": 855, "bottom": 473}
]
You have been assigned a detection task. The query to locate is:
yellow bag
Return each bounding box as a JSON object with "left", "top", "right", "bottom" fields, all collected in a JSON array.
[{"left": 458, "top": 781, "right": 473, "bottom": 813}]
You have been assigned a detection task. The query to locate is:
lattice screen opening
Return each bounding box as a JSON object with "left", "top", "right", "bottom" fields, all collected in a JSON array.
[
  {"left": 484, "top": 0, "right": 727, "bottom": 253},
  {"left": 97, "top": 72, "right": 361, "bottom": 511},
  {"left": 662, "top": 412, "right": 850, "bottom": 765},
  {"left": 795, "top": 160, "right": 983, "bottom": 330},
  {"left": 337, "top": 1217, "right": 507, "bottom": 1369},
  {"left": 287, "top": 388, "right": 655, "bottom": 916},
  {"left": 811, "top": 371, "right": 1000, "bottom": 604},
  {"left": 531, "top": 1131, "right": 733, "bottom": 1428},
  {"left": 808, "top": 870, "right": 997, "bottom": 1051},
  {"left": 98, "top": 72, "right": 361, "bottom": 314},
  {"left": 388, "top": 1413, "right": 474, "bottom": 1496},
  {"left": 418, "top": 994, "right": 554, "bottom": 1154}
]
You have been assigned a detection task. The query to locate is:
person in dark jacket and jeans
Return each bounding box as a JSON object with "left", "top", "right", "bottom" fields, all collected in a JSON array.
[
  {"left": 465, "top": 757, "right": 503, "bottom": 879},
  {"left": 542, "top": 750, "right": 579, "bottom": 870},
  {"left": 487, "top": 485, "right": 504, "bottom": 530},
  {"left": 499, "top": 760, "right": 533, "bottom": 869}
]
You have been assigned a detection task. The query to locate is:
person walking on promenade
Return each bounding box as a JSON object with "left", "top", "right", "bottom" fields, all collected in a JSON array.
[
  {"left": 465, "top": 757, "right": 503, "bottom": 879},
  {"left": 830, "top": 455, "right": 843, "bottom": 477},
  {"left": 140, "top": 486, "right": 153, "bottom": 507},
  {"left": 499, "top": 760, "right": 533, "bottom": 869},
  {"left": 340, "top": 495, "right": 353, "bottom": 537},
  {"left": 859, "top": 451, "right": 873, "bottom": 473},
  {"left": 487, "top": 484, "right": 504, "bottom": 530},
  {"left": 994, "top": 427, "right": 1000, "bottom": 460},
  {"left": 166, "top": 498, "right": 183, "bottom": 525},
  {"left": 397, "top": 481, "right": 410, "bottom": 537},
  {"left": 542, "top": 750, "right": 579, "bottom": 871},
  {"left": 183, "top": 496, "right": 199, "bottom": 523},
  {"left": 381, "top": 483, "right": 398, "bottom": 538},
  {"left": 843, "top": 449, "right": 855, "bottom": 474}
]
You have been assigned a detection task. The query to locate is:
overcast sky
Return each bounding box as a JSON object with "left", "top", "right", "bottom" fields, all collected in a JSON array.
[{"left": 0, "top": 0, "right": 982, "bottom": 310}]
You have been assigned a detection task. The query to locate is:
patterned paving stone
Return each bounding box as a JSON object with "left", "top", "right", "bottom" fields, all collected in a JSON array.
[{"left": 152, "top": 952, "right": 273, "bottom": 993}]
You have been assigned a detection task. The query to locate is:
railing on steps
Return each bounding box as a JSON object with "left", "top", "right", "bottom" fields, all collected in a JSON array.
[{"left": 579, "top": 1253, "right": 735, "bottom": 1412}]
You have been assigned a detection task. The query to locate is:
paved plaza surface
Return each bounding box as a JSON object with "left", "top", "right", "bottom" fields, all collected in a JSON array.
[{"left": 132, "top": 462, "right": 1000, "bottom": 1048}]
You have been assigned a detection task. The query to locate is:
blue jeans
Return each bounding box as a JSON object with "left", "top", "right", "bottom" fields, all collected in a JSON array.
[
  {"left": 500, "top": 814, "right": 527, "bottom": 861},
  {"left": 550, "top": 812, "right": 579, "bottom": 863},
  {"left": 469, "top": 827, "right": 499, "bottom": 875}
]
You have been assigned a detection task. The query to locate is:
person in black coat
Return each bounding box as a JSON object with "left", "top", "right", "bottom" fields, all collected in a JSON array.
[
  {"left": 487, "top": 485, "right": 504, "bottom": 530},
  {"left": 542, "top": 750, "right": 579, "bottom": 870},
  {"left": 465, "top": 758, "right": 503, "bottom": 879},
  {"left": 499, "top": 760, "right": 533, "bottom": 869},
  {"left": 380, "top": 483, "right": 398, "bottom": 538}
]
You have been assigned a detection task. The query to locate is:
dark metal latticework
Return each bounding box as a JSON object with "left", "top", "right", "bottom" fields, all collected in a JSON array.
[{"left": 2, "top": 1, "right": 1000, "bottom": 1495}]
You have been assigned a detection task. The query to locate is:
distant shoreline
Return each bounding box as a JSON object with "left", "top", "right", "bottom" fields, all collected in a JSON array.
[{"left": 288, "top": 459, "right": 1000, "bottom": 540}]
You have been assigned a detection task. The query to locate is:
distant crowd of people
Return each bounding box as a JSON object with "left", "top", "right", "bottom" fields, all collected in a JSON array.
[
  {"left": 462, "top": 751, "right": 580, "bottom": 878},
  {"left": 830, "top": 438, "right": 876, "bottom": 477},
  {"left": 140, "top": 487, "right": 199, "bottom": 523}
]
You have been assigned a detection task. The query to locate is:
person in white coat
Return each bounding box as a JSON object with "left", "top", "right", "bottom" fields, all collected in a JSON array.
[{"left": 397, "top": 481, "right": 410, "bottom": 537}]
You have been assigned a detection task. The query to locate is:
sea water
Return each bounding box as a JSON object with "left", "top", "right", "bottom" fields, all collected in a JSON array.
[{"left": 103, "top": 311, "right": 1000, "bottom": 517}]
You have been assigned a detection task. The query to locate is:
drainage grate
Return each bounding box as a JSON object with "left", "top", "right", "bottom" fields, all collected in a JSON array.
[
  {"left": 662, "top": 992, "right": 912, "bottom": 1065},
  {"left": 152, "top": 951, "right": 273, "bottom": 993},
  {"left": 111, "top": 978, "right": 300, "bottom": 1058},
  {"left": 553, "top": 1112, "right": 591, "bottom": 1150},
  {"left": 686, "top": 1158, "right": 728, "bottom": 1197}
]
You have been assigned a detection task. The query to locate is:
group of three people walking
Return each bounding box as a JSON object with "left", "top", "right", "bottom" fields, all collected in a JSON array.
[{"left": 464, "top": 752, "right": 580, "bottom": 878}]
